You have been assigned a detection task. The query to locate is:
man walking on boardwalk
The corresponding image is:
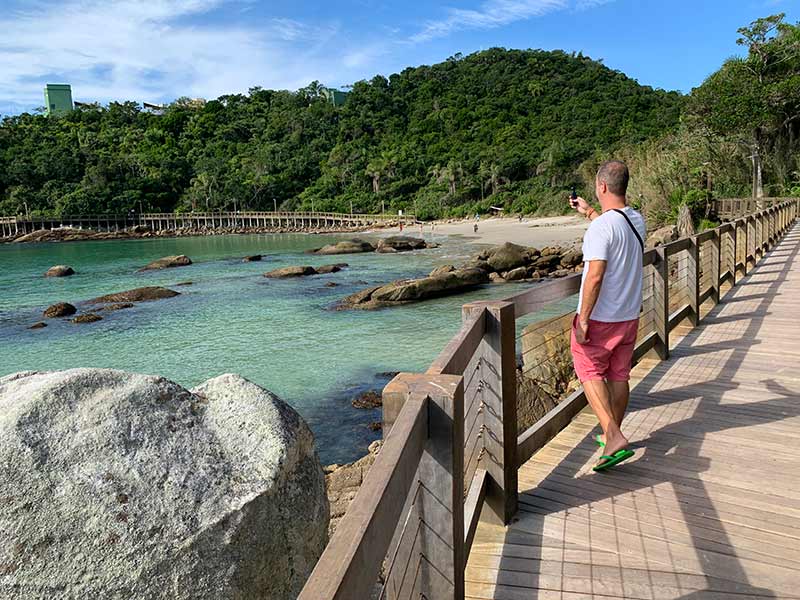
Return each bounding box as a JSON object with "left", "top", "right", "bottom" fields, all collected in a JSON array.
[{"left": 569, "top": 161, "right": 646, "bottom": 471}]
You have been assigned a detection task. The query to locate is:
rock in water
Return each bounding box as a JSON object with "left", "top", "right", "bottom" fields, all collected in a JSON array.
[
  {"left": 341, "top": 268, "right": 489, "bottom": 309},
  {"left": 71, "top": 313, "right": 103, "bottom": 324},
  {"left": 315, "top": 264, "right": 345, "bottom": 274},
  {"left": 0, "top": 369, "right": 329, "bottom": 600},
  {"left": 311, "top": 239, "right": 375, "bottom": 255},
  {"left": 44, "top": 265, "right": 75, "bottom": 277},
  {"left": 429, "top": 264, "right": 456, "bottom": 278},
  {"left": 43, "top": 302, "right": 76, "bottom": 318},
  {"left": 264, "top": 266, "right": 317, "bottom": 278},
  {"left": 89, "top": 286, "right": 180, "bottom": 303},
  {"left": 139, "top": 255, "right": 192, "bottom": 272},
  {"left": 352, "top": 390, "right": 382, "bottom": 409},
  {"left": 375, "top": 236, "right": 431, "bottom": 253}
]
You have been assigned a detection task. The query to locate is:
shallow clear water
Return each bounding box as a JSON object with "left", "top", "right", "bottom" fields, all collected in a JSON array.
[{"left": 0, "top": 232, "right": 566, "bottom": 463}]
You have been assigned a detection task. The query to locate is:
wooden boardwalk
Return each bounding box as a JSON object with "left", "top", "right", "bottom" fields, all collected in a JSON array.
[{"left": 466, "top": 224, "right": 800, "bottom": 600}]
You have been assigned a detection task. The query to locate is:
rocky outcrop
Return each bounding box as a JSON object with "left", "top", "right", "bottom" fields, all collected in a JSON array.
[
  {"left": 352, "top": 390, "right": 382, "bottom": 409},
  {"left": 89, "top": 286, "right": 180, "bottom": 303},
  {"left": 138, "top": 255, "right": 193, "bottom": 272},
  {"left": 646, "top": 225, "right": 678, "bottom": 249},
  {"left": 0, "top": 369, "right": 328, "bottom": 600},
  {"left": 316, "top": 263, "right": 348, "bottom": 274},
  {"left": 429, "top": 264, "right": 456, "bottom": 278},
  {"left": 375, "top": 236, "right": 438, "bottom": 253},
  {"left": 486, "top": 242, "right": 532, "bottom": 272},
  {"left": 44, "top": 265, "right": 75, "bottom": 277},
  {"left": 325, "top": 440, "right": 382, "bottom": 537},
  {"left": 43, "top": 302, "right": 76, "bottom": 318},
  {"left": 517, "top": 314, "right": 581, "bottom": 432},
  {"left": 311, "top": 239, "right": 375, "bottom": 255},
  {"left": 242, "top": 255, "right": 262, "bottom": 262},
  {"left": 559, "top": 247, "right": 584, "bottom": 269},
  {"left": 264, "top": 266, "right": 318, "bottom": 278},
  {"left": 97, "top": 302, "right": 135, "bottom": 312},
  {"left": 72, "top": 313, "right": 103, "bottom": 324},
  {"left": 340, "top": 267, "right": 490, "bottom": 309}
]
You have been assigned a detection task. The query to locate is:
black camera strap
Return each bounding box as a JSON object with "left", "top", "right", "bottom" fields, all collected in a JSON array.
[{"left": 612, "top": 209, "right": 644, "bottom": 251}]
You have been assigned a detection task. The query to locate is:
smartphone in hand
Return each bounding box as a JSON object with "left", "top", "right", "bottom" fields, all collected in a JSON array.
[{"left": 569, "top": 187, "right": 578, "bottom": 208}]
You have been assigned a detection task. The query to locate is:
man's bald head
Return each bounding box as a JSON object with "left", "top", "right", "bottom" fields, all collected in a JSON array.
[{"left": 596, "top": 161, "right": 629, "bottom": 197}]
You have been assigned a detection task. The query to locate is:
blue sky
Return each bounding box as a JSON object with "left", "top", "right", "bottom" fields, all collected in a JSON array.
[{"left": 1, "top": 0, "right": 797, "bottom": 116}]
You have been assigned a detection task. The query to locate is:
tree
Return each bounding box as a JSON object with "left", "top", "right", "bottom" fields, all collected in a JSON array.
[{"left": 690, "top": 13, "right": 800, "bottom": 199}]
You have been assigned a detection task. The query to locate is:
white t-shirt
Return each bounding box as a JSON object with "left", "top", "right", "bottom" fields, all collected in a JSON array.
[{"left": 577, "top": 206, "right": 646, "bottom": 322}]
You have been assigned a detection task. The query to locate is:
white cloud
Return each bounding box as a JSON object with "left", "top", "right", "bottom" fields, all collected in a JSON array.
[
  {"left": 0, "top": 0, "right": 361, "bottom": 113},
  {"left": 0, "top": 0, "right": 618, "bottom": 114},
  {"left": 411, "top": 0, "right": 567, "bottom": 42},
  {"left": 409, "top": 0, "right": 615, "bottom": 43}
]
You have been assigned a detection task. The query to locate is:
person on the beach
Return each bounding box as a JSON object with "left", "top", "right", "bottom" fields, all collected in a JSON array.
[{"left": 569, "top": 160, "right": 645, "bottom": 472}]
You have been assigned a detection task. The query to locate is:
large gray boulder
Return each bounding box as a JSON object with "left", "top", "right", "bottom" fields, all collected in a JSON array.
[{"left": 0, "top": 369, "right": 328, "bottom": 600}]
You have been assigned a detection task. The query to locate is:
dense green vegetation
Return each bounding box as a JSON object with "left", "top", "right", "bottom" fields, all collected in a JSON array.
[
  {"left": 612, "top": 13, "right": 800, "bottom": 225},
  {"left": 0, "top": 48, "right": 681, "bottom": 219},
  {"left": 0, "top": 13, "right": 797, "bottom": 224}
]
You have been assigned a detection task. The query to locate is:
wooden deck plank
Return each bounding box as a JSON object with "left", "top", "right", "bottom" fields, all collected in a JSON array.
[{"left": 466, "top": 224, "right": 800, "bottom": 599}]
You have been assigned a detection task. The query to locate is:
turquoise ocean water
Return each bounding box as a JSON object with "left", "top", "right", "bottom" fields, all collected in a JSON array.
[{"left": 0, "top": 232, "right": 568, "bottom": 463}]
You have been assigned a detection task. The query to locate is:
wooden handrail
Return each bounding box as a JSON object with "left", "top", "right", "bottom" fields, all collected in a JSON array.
[
  {"left": 298, "top": 394, "right": 429, "bottom": 600},
  {"left": 300, "top": 199, "right": 799, "bottom": 600}
]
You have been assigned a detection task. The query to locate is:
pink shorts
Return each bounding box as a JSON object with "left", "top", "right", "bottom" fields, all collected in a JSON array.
[{"left": 570, "top": 316, "right": 639, "bottom": 382}]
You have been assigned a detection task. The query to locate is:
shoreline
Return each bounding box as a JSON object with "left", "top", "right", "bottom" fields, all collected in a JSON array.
[
  {"left": 1, "top": 214, "right": 589, "bottom": 248},
  {"left": 402, "top": 215, "right": 589, "bottom": 248}
]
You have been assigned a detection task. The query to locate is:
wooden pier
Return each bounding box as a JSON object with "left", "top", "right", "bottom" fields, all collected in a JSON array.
[
  {"left": 0, "top": 211, "right": 415, "bottom": 238},
  {"left": 138, "top": 211, "right": 414, "bottom": 231},
  {"left": 299, "top": 200, "right": 799, "bottom": 599}
]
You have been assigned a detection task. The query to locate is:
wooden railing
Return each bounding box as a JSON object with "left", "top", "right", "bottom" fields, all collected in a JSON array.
[
  {"left": 714, "top": 197, "right": 797, "bottom": 220},
  {"left": 140, "top": 211, "right": 415, "bottom": 222},
  {"left": 299, "top": 200, "right": 799, "bottom": 600}
]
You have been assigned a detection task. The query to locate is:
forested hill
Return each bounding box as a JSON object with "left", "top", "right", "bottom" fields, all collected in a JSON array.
[{"left": 0, "top": 48, "right": 683, "bottom": 219}]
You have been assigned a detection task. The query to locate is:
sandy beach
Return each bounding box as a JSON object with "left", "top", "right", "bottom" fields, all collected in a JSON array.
[{"left": 396, "top": 215, "right": 589, "bottom": 248}]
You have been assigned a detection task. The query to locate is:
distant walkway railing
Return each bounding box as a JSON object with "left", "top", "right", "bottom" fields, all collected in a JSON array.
[
  {"left": 139, "top": 211, "right": 415, "bottom": 231},
  {"left": 714, "top": 197, "right": 797, "bottom": 220},
  {"left": 299, "top": 199, "right": 799, "bottom": 600},
  {"left": 0, "top": 211, "right": 415, "bottom": 237}
]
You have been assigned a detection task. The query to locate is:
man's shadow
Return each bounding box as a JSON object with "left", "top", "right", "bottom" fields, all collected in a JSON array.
[{"left": 483, "top": 227, "right": 800, "bottom": 599}]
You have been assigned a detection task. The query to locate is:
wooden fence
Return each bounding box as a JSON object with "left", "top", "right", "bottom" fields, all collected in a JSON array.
[
  {"left": 298, "top": 200, "right": 799, "bottom": 600},
  {"left": 714, "top": 197, "right": 797, "bottom": 220}
]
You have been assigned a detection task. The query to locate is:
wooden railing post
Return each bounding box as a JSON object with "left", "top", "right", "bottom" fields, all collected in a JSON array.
[
  {"left": 732, "top": 221, "right": 739, "bottom": 285},
  {"left": 653, "top": 246, "right": 670, "bottom": 360},
  {"left": 688, "top": 236, "right": 700, "bottom": 326},
  {"left": 462, "top": 300, "right": 518, "bottom": 525},
  {"left": 712, "top": 230, "right": 721, "bottom": 305},
  {"left": 744, "top": 217, "right": 751, "bottom": 275},
  {"left": 382, "top": 374, "right": 465, "bottom": 600}
]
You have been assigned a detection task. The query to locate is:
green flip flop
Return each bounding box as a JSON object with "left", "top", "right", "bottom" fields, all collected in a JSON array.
[
  {"left": 593, "top": 448, "right": 635, "bottom": 472},
  {"left": 594, "top": 434, "right": 605, "bottom": 448}
]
